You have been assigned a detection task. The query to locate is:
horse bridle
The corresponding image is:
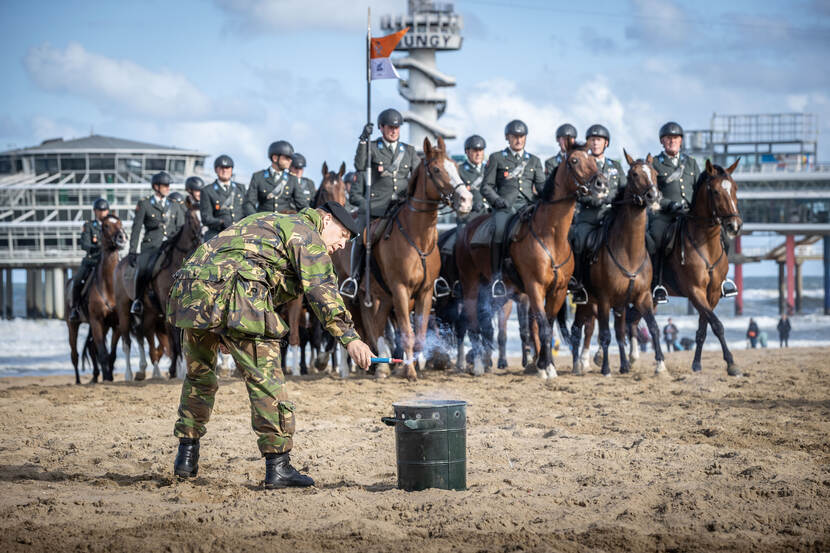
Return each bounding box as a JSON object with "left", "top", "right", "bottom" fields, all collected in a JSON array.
[
  {"left": 538, "top": 151, "right": 603, "bottom": 205},
  {"left": 622, "top": 161, "right": 659, "bottom": 208},
  {"left": 407, "top": 158, "right": 466, "bottom": 213},
  {"left": 691, "top": 171, "right": 741, "bottom": 228}
]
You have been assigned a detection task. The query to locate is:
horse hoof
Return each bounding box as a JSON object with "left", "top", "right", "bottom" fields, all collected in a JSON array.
[
  {"left": 572, "top": 365, "right": 583, "bottom": 376},
  {"left": 375, "top": 363, "right": 390, "bottom": 379},
  {"left": 546, "top": 366, "right": 557, "bottom": 379},
  {"left": 497, "top": 358, "right": 508, "bottom": 370},
  {"left": 727, "top": 364, "right": 742, "bottom": 377},
  {"left": 620, "top": 366, "right": 630, "bottom": 375},
  {"left": 602, "top": 371, "right": 611, "bottom": 378},
  {"left": 593, "top": 351, "right": 603, "bottom": 367},
  {"left": 536, "top": 369, "right": 548, "bottom": 380},
  {"left": 654, "top": 360, "right": 667, "bottom": 374},
  {"left": 314, "top": 352, "right": 331, "bottom": 371},
  {"left": 691, "top": 363, "right": 702, "bottom": 373},
  {"left": 134, "top": 371, "right": 146, "bottom": 381}
]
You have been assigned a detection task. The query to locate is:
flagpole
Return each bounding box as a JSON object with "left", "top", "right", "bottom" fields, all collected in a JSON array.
[{"left": 363, "top": 6, "right": 373, "bottom": 308}]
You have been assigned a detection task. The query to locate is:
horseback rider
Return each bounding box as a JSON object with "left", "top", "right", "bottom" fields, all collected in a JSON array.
[
  {"left": 544, "top": 123, "right": 578, "bottom": 178},
  {"left": 184, "top": 176, "right": 203, "bottom": 209},
  {"left": 340, "top": 108, "right": 420, "bottom": 298},
  {"left": 647, "top": 121, "right": 737, "bottom": 302},
  {"left": 244, "top": 141, "right": 308, "bottom": 217},
  {"left": 568, "top": 124, "right": 626, "bottom": 304},
  {"left": 168, "top": 201, "right": 374, "bottom": 488},
  {"left": 128, "top": 171, "right": 185, "bottom": 315},
  {"left": 289, "top": 153, "right": 316, "bottom": 210},
  {"left": 201, "top": 155, "right": 246, "bottom": 241},
  {"left": 343, "top": 171, "right": 359, "bottom": 205},
  {"left": 69, "top": 198, "right": 110, "bottom": 321},
  {"left": 457, "top": 134, "right": 489, "bottom": 224},
  {"left": 480, "top": 119, "right": 545, "bottom": 298}
]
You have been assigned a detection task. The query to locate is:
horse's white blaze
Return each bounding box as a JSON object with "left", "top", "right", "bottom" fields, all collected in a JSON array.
[
  {"left": 721, "top": 178, "right": 738, "bottom": 213},
  {"left": 445, "top": 159, "right": 473, "bottom": 213},
  {"left": 640, "top": 165, "right": 654, "bottom": 187}
]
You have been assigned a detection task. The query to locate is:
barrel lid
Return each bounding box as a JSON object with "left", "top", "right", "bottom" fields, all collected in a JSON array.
[{"left": 393, "top": 399, "right": 467, "bottom": 408}]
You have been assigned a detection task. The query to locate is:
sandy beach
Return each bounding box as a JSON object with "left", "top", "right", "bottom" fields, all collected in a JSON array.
[{"left": 1, "top": 346, "right": 828, "bottom": 552}]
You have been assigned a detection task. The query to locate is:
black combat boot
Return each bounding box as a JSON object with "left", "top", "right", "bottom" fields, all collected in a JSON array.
[
  {"left": 173, "top": 438, "right": 199, "bottom": 478},
  {"left": 263, "top": 453, "right": 314, "bottom": 488}
]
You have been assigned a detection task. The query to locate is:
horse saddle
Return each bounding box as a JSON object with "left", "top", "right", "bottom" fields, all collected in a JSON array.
[
  {"left": 438, "top": 227, "right": 458, "bottom": 256},
  {"left": 123, "top": 263, "right": 138, "bottom": 300},
  {"left": 124, "top": 247, "right": 168, "bottom": 301},
  {"left": 661, "top": 219, "right": 681, "bottom": 256},
  {"left": 470, "top": 206, "right": 531, "bottom": 248}
]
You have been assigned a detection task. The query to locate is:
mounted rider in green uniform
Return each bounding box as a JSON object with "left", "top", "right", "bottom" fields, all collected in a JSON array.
[
  {"left": 69, "top": 198, "right": 110, "bottom": 321},
  {"left": 201, "top": 155, "right": 247, "bottom": 242},
  {"left": 128, "top": 171, "right": 184, "bottom": 315},
  {"left": 568, "top": 124, "right": 626, "bottom": 304},
  {"left": 244, "top": 141, "right": 308, "bottom": 216},
  {"left": 544, "top": 123, "right": 578, "bottom": 179},
  {"left": 480, "top": 119, "right": 545, "bottom": 298}
]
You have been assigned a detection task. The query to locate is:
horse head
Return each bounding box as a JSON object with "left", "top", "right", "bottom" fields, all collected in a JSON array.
[
  {"left": 320, "top": 161, "right": 347, "bottom": 206},
  {"left": 695, "top": 158, "right": 743, "bottom": 238},
  {"left": 422, "top": 136, "right": 473, "bottom": 214},
  {"left": 558, "top": 137, "right": 608, "bottom": 201},
  {"left": 623, "top": 150, "right": 661, "bottom": 211},
  {"left": 101, "top": 215, "right": 126, "bottom": 250}
]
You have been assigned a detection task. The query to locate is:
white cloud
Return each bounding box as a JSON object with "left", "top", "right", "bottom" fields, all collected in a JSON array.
[
  {"left": 215, "top": 0, "right": 401, "bottom": 32},
  {"left": 787, "top": 94, "right": 809, "bottom": 112},
  {"left": 625, "top": 0, "right": 690, "bottom": 44},
  {"left": 24, "top": 42, "right": 212, "bottom": 120}
]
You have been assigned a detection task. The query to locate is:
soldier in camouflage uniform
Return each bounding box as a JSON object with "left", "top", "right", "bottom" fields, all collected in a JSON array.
[
  {"left": 244, "top": 141, "right": 308, "bottom": 217},
  {"left": 341, "top": 108, "right": 420, "bottom": 298},
  {"left": 69, "top": 198, "right": 110, "bottom": 321},
  {"left": 568, "top": 124, "right": 626, "bottom": 304},
  {"left": 480, "top": 119, "right": 545, "bottom": 297},
  {"left": 128, "top": 171, "right": 184, "bottom": 315},
  {"left": 544, "top": 123, "right": 578, "bottom": 178},
  {"left": 201, "top": 155, "right": 247, "bottom": 242},
  {"left": 169, "top": 201, "right": 373, "bottom": 488},
  {"left": 457, "top": 134, "right": 489, "bottom": 224},
  {"left": 289, "top": 153, "right": 316, "bottom": 209}
]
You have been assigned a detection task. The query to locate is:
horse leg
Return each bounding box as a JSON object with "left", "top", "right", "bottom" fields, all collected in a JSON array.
[
  {"left": 68, "top": 322, "right": 81, "bottom": 384},
  {"left": 570, "top": 309, "right": 584, "bottom": 376},
  {"left": 494, "top": 298, "right": 508, "bottom": 370},
  {"left": 285, "top": 297, "right": 302, "bottom": 377},
  {"left": 361, "top": 297, "right": 392, "bottom": 378},
  {"left": 91, "top": 321, "right": 110, "bottom": 382},
  {"left": 691, "top": 312, "right": 708, "bottom": 373},
  {"left": 641, "top": 307, "right": 666, "bottom": 374},
  {"left": 461, "top": 282, "right": 483, "bottom": 375},
  {"left": 108, "top": 328, "right": 120, "bottom": 381},
  {"left": 614, "top": 309, "right": 631, "bottom": 374},
  {"left": 580, "top": 311, "right": 594, "bottom": 372},
  {"left": 391, "top": 286, "right": 417, "bottom": 381},
  {"left": 596, "top": 304, "right": 612, "bottom": 377},
  {"left": 526, "top": 285, "right": 554, "bottom": 379}
]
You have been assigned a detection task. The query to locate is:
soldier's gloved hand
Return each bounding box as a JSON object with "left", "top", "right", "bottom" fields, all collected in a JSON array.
[
  {"left": 492, "top": 197, "right": 508, "bottom": 210},
  {"left": 346, "top": 339, "right": 374, "bottom": 371},
  {"left": 127, "top": 253, "right": 137, "bottom": 267},
  {"left": 668, "top": 201, "right": 683, "bottom": 213},
  {"left": 359, "top": 123, "right": 374, "bottom": 141}
]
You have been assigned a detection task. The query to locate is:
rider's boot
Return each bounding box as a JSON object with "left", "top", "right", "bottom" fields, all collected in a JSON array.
[
  {"left": 490, "top": 240, "right": 506, "bottom": 298},
  {"left": 173, "top": 438, "right": 200, "bottom": 478},
  {"left": 263, "top": 453, "right": 314, "bottom": 488},
  {"left": 339, "top": 240, "right": 364, "bottom": 299}
]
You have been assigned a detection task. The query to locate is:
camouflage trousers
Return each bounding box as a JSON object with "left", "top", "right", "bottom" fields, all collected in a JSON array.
[{"left": 173, "top": 328, "right": 295, "bottom": 456}]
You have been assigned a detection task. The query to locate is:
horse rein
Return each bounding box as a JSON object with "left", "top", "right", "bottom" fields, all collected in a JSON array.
[{"left": 406, "top": 158, "right": 466, "bottom": 214}]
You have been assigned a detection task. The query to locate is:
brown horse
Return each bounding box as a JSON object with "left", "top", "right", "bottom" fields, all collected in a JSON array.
[
  {"left": 659, "top": 159, "right": 743, "bottom": 376},
  {"left": 65, "top": 214, "right": 126, "bottom": 383},
  {"left": 569, "top": 151, "right": 665, "bottom": 376},
  {"left": 356, "top": 136, "right": 472, "bottom": 380},
  {"left": 114, "top": 201, "right": 203, "bottom": 380},
  {"left": 455, "top": 140, "right": 607, "bottom": 379}
]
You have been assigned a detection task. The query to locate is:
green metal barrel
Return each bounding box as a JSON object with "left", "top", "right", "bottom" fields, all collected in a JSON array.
[{"left": 381, "top": 399, "right": 467, "bottom": 491}]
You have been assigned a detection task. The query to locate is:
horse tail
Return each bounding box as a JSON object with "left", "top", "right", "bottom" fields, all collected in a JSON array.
[{"left": 556, "top": 303, "right": 571, "bottom": 348}]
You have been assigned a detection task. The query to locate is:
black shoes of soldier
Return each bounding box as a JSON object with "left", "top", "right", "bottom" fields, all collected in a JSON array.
[
  {"left": 721, "top": 279, "right": 738, "bottom": 298},
  {"left": 263, "top": 453, "right": 315, "bottom": 488},
  {"left": 339, "top": 278, "right": 358, "bottom": 299},
  {"left": 173, "top": 438, "right": 200, "bottom": 478},
  {"left": 130, "top": 299, "right": 143, "bottom": 315},
  {"left": 652, "top": 285, "right": 668, "bottom": 304}
]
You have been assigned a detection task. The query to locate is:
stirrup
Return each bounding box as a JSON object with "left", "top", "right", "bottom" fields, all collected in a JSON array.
[
  {"left": 451, "top": 280, "right": 462, "bottom": 298},
  {"left": 652, "top": 285, "right": 668, "bottom": 304},
  {"left": 567, "top": 276, "right": 579, "bottom": 292},
  {"left": 130, "top": 299, "right": 143, "bottom": 315},
  {"left": 434, "top": 276, "right": 451, "bottom": 298},
  {"left": 339, "top": 277, "right": 358, "bottom": 299},
  {"left": 491, "top": 278, "right": 506, "bottom": 298},
  {"left": 571, "top": 286, "right": 588, "bottom": 305},
  {"left": 721, "top": 279, "right": 737, "bottom": 298}
]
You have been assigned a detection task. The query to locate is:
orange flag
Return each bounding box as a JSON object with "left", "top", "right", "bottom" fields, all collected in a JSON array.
[{"left": 369, "top": 27, "right": 408, "bottom": 80}]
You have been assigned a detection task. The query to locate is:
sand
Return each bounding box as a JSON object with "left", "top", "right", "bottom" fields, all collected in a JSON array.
[{"left": 1, "top": 347, "right": 828, "bottom": 552}]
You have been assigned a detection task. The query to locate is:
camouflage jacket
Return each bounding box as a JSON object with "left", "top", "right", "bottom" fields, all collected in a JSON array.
[
  {"left": 79, "top": 219, "right": 103, "bottom": 262},
  {"left": 167, "top": 208, "right": 360, "bottom": 346}
]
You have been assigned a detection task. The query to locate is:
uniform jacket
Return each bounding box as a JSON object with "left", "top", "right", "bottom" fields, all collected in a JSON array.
[
  {"left": 575, "top": 157, "right": 627, "bottom": 225},
  {"left": 244, "top": 167, "right": 308, "bottom": 216},
  {"left": 201, "top": 179, "right": 247, "bottom": 241},
  {"left": 480, "top": 148, "right": 545, "bottom": 211},
  {"left": 129, "top": 195, "right": 184, "bottom": 254},
  {"left": 544, "top": 152, "right": 566, "bottom": 178},
  {"left": 296, "top": 176, "right": 316, "bottom": 210},
  {"left": 652, "top": 152, "right": 700, "bottom": 214},
  {"left": 167, "top": 208, "right": 359, "bottom": 346},
  {"left": 352, "top": 138, "right": 420, "bottom": 217},
  {"left": 457, "top": 159, "right": 488, "bottom": 222},
  {"left": 80, "top": 219, "right": 103, "bottom": 262}
]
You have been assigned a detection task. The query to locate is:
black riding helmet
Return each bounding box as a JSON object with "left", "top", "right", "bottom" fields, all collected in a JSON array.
[
  {"left": 377, "top": 108, "right": 403, "bottom": 127},
  {"left": 291, "top": 153, "right": 307, "bottom": 169},
  {"left": 585, "top": 124, "right": 611, "bottom": 144},
  {"left": 185, "top": 176, "right": 204, "bottom": 191},
  {"left": 659, "top": 121, "right": 684, "bottom": 139},
  {"left": 504, "top": 120, "right": 528, "bottom": 137},
  {"left": 464, "top": 134, "right": 486, "bottom": 150},
  {"left": 556, "top": 123, "right": 578, "bottom": 139},
  {"left": 167, "top": 191, "right": 185, "bottom": 203},
  {"left": 268, "top": 140, "right": 294, "bottom": 159},
  {"left": 214, "top": 154, "right": 234, "bottom": 169},
  {"left": 151, "top": 171, "right": 172, "bottom": 187},
  {"left": 343, "top": 171, "right": 358, "bottom": 186},
  {"left": 92, "top": 198, "right": 109, "bottom": 211}
]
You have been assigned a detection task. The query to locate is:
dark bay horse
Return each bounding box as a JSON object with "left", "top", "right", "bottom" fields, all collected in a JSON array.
[
  {"left": 114, "top": 201, "right": 203, "bottom": 380},
  {"left": 65, "top": 215, "right": 126, "bottom": 383},
  {"left": 658, "top": 158, "right": 743, "bottom": 376},
  {"left": 455, "top": 140, "right": 607, "bottom": 380},
  {"left": 569, "top": 151, "right": 665, "bottom": 376},
  {"left": 355, "top": 136, "right": 473, "bottom": 380}
]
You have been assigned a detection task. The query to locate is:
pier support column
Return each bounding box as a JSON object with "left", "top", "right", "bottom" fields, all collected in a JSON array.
[
  {"left": 33, "top": 269, "right": 44, "bottom": 319},
  {"left": 3, "top": 269, "right": 11, "bottom": 319},
  {"left": 0, "top": 269, "right": 4, "bottom": 321},
  {"left": 795, "top": 260, "right": 803, "bottom": 314},
  {"left": 53, "top": 267, "right": 65, "bottom": 320},
  {"left": 824, "top": 235, "right": 830, "bottom": 315},
  {"left": 778, "top": 261, "right": 786, "bottom": 315},
  {"left": 785, "top": 235, "right": 795, "bottom": 315},
  {"left": 26, "top": 269, "right": 35, "bottom": 318},
  {"left": 44, "top": 268, "right": 55, "bottom": 318},
  {"left": 734, "top": 235, "right": 743, "bottom": 316}
]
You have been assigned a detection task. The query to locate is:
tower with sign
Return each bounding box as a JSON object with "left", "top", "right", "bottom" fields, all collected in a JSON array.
[{"left": 380, "top": 0, "right": 463, "bottom": 148}]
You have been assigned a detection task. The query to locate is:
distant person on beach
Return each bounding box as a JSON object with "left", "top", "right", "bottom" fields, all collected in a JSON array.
[
  {"left": 777, "top": 314, "right": 791, "bottom": 348},
  {"left": 663, "top": 318, "right": 679, "bottom": 352},
  {"left": 637, "top": 322, "right": 650, "bottom": 352},
  {"left": 746, "top": 318, "right": 759, "bottom": 348}
]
